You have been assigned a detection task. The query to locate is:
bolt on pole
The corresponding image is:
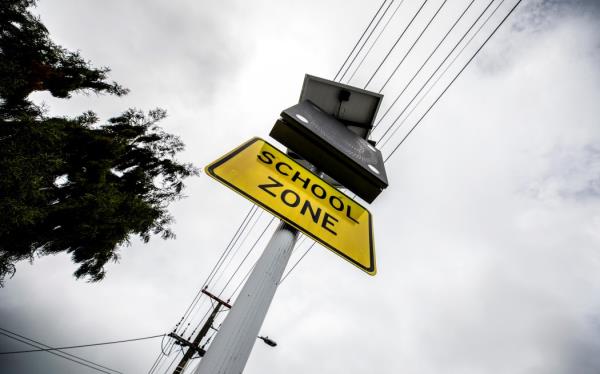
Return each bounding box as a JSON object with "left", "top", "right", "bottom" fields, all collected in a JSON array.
[{"left": 193, "top": 221, "right": 298, "bottom": 374}]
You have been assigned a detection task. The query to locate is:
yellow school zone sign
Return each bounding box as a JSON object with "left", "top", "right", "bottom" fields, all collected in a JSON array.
[{"left": 205, "top": 138, "right": 376, "bottom": 275}]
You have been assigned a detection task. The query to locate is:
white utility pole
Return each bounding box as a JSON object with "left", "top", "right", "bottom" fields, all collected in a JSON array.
[{"left": 194, "top": 221, "right": 298, "bottom": 374}]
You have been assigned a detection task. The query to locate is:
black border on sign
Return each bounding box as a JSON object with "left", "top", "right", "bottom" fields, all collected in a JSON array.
[{"left": 205, "top": 137, "right": 376, "bottom": 275}]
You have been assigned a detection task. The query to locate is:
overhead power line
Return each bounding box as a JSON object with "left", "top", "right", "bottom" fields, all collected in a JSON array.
[
  {"left": 0, "top": 333, "right": 165, "bottom": 355},
  {"left": 377, "top": 0, "right": 449, "bottom": 93},
  {"left": 157, "top": 1, "right": 525, "bottom": 368},
  {"left": 378, "top": 0, "right": 508, "bottom": 149},
  {"left": 376, "top": 0, "right": 498, "bottom": 144},
  {"left": 169, "top": 5, "right": 401, "bottom": 344},
  {"left": 333, "top": 0, "right": 388, "bottom": 82},
  {"left": 163, "top": 349, "right": 183, "bottom": 373},
  {"left": 379, "top": 4, "right": 506, "bottom": 149},
  {"left": 225, "top": 226, "right": 310, "bottom": 301},
  {"left": 230, "top": 260, "right": 256, "bottom": 298},
  {"left": 279, "top": 242, "right": 315, "bottom": 284},
  {"left": 0, "top": 328, "right": 120, "bottom": 374},
  {"left": 384, "top": 0, "right": 523, "bottom": 162},
  {"left": 364, "top": 0, "right": 430, "bottom": 89},
  {"left": 146, "top": 344, "right": 166, "bottom": 374},
  {"left": 338, "top": 0, "right": 396, "bottom": 82},
  {"left": 175, "top": 205, "right": 257, "bottom": 332},
  {"left": 218, "top": 217, "right": 276, "bottom": 297},
  {"left": 346, "top": 0, "right": 406, "bottom": 84},
  {"left": 204, "top": 205, "right": 259, "bottom": 289},
  {"left": 372, "top": 0, "right": 475, "bottom": 129},
  {"left": 281, "top": 0, "right": 467, "bottom": 281},
  {"left": 155, "top": 215, "right": 276, "bottom": 374},
  {"left": 150, "top": 3, "right": 411, "bottom": 373},
  {"left": 281, "top": 0, "right": 523, "bottom": 283},
  {"left": 175, "top": 205, "right": 256, "bottom": 331},
  {"left": 210, "top": 208, "right": 263, "bottom": 290},
  {"left": 147, "top": 204, "right": 259, "bottom": 374}
]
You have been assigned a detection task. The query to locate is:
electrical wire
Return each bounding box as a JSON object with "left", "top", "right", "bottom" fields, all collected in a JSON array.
[
  {"left": 333, "top": 0, "right": 388, "bottom": 81},
  {"left": 338, "top": 0, "right": 396, "bottom": 82},
  {"left": 151, "top": 341, "right": 179, "bottom": 374},
  {"left": 373, "top": 0, "right": 475, "bottom": 129},
  {"left": 148, "top": 328, "right": 179, "bottom": 374},
  {"left": 218, "top": 217, "right": 277, "bottom": 297},
  {"left": 160, "top": 349, "right": 182, "bottom": 374},
  {"left": 0, "top": 328, "right": 120, "bottom": 374},
  {"left": 376, "top": 0, "right": 498, "bottom": 145},
  {"left": 346, "top": 0, "right": 406, "bottom": 84},
  {"left": 159, "top": 334, "right": 169, "bottom": 356},
  {"left": 377, "top": 0, "right": 449, "bottom": 93},
  {"left": 0, "top": 333, "right": 165, "bottom": 354},
  {"left": 201, "top": 329, "right": 217, "bottom": 351},
  {"left": 153, "top": 1, "right": 511, "bottom": 366},
  {"left": 364, "top": 0, "right": 430, "bottom": 89},
  {"left": 147, "top": 345, "right": 164, "bottom": 374},
  {"left": 173, "top": 205, "right": 258, "bottom": 335},
  {"left": 279, "top": 242, "right": 316, "bottom": 284},
  {"left": 229, "top": 261, "right": 255, "bottom": 299},
  {"left": 148, "top": 4, "right": 439, "bottom": 369},
  {"left": 178, "top": 215, "right": 276, "bottom": 358},
  {"left": 169, "top": 4, "right": 402, "bottom": 346},
  {"left": 185, "top": 304, "right": 217, "bottom": 352},
  {"left": 204, "top": 205, "right": 259, "bottom": 289},
  {"left": 148, "top": 338, "right": 177, "bottom": 374},
  {"left": 173, "top": 204, "right": 256, "bottom": 333},
  {"left": 384, "top": 0, "right": 522, "bottom": 162},
  {"left": 226, "top": 220, "right": 307, "bottom": 299},
  {"left": 209, "top": 208, "right": 263, "bottom": 289},
  {"left": 378, "top": 0, "right": 506, "bottom": 149},
  {"left": 294, "top": 233, "right": 309, "bottom": 249},
  {"left": 280, "top": 0, "right": 523, "bottom": 283},
  {"left": 147, "top": 205, "right": 257, "bottom": 374},
  {"left": 379, "top": 3, "right": 505, "bottom": 149}
]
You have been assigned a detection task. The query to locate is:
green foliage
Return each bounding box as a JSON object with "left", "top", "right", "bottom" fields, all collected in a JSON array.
[
  {"left": 0, "top": 0, "right": 127, "bottom": 117},
  {"left": 0, "top": 0, "right": 198, "bottom": 285}
]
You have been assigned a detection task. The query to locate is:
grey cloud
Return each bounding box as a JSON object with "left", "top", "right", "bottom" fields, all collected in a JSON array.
[
  {"left": 561, "top": 318, "right": 600, "bottom": 374},
  {"left": 525, "top": 145, "right": 600, "bottom": 201},
  {"left": 4, "top": 1, "right": 600, "bottom": 374},
  {"left": 515, "top": 0, "right": 600, "bottom": 32},
  {"left": 476, "top": 0, "right": 600, "bottom": 75}
]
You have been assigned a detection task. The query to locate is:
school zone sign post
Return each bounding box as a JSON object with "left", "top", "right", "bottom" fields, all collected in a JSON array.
[{"left": 205, "top": 137, "right": 376, "bottom": 275}]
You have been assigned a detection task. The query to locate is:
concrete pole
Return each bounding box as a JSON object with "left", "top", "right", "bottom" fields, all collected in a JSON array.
[{"left": 194, "top": 221, "right": 298, "bottom": 374}]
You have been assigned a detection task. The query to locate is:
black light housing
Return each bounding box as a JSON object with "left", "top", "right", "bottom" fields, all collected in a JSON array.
[
  {"left": 270, "top": 99, "right": 388, "bottom": 203},
  {"left": 258, "top": 336, "right": 277, "bottom": 347}
]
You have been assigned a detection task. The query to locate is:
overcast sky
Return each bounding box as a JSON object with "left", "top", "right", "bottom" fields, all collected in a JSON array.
[{"left": 2, "top": 0, "right": 600, "bottom": 373}]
